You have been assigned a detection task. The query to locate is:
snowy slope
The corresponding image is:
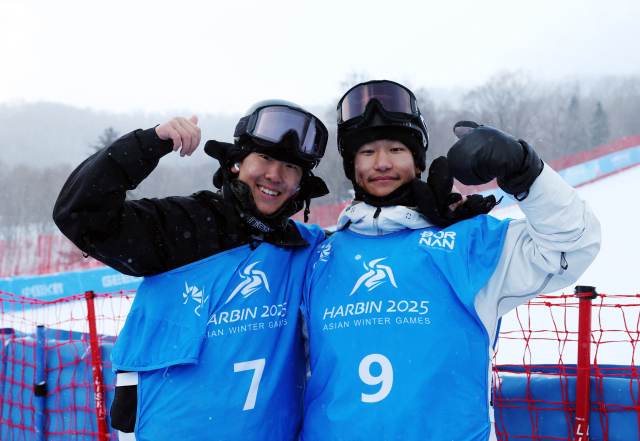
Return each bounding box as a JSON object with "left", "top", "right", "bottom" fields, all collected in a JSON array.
[
  {"left": 492, "top": 164, "right": 640, "bottom": 296},
  {"left": 493, "top": 164, "right": 640, "bottom": 366}
]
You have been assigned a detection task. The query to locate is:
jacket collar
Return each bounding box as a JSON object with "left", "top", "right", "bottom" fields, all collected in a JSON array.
[
  {"left": 202, "top": 191, "right": 310, "bottom": 248},
  {"left": 336, "top": 201, "right": 434, "bottom": 236}
]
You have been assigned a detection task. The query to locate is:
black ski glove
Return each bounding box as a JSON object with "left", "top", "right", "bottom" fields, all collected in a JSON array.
[
  {"left": 414, "top": 156, "right": 498, "bottom": 228},
  {"left": 447, "top": 121, "right": 544, "bottom": 198}
]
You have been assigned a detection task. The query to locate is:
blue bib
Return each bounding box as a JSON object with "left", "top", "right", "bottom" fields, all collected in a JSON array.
[
  {"left": 300, "top": 215, "right": 509, "bottom": 441},
  {"left": 111, "top": 222, "right": 324, "bottom": 441}
]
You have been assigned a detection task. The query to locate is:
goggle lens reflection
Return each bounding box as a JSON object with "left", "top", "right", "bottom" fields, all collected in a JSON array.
[
  {"left": 254, "top": 107, "right": 324, "bottom": 158},
  {"left": 341, "top": 82, "right": 413, "bottom": 121}
]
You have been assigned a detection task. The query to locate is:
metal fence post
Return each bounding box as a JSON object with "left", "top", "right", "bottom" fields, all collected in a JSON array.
[
  {"left": 573, "top": 285, "right": 598, "bottom": 441},
  {"left": 85, "top": 291, "right": 108, "bottom": 441},
  {"left": 34, "top": 325, "right": 46, "bottom": 441}
]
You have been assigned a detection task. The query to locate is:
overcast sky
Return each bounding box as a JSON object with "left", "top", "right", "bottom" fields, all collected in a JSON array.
[{"left": 2, "top": 0, "right": 639, "bottom": 115}]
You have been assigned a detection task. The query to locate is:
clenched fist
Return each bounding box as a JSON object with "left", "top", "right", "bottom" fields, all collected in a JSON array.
[
  {"left": 447, "top": 122, "right": 543, "bottom": 197},
  {"left": 156, "top": 115, "right": 201, "bottom": 157}
]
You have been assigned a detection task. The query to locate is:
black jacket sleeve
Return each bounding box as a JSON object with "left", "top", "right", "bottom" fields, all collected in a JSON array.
[{"left": 53, "top": 128, "right": 224, "bottom": 277}]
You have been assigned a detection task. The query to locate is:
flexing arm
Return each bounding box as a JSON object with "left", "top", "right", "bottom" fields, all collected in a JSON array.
[{"left": 52, "top": 117, "right": 220, "bottom": 276}]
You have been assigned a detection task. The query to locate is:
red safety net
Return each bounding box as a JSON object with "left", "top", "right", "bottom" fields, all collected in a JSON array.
[
  {"left": 493, "top": 292, "right": 640, "bottom": 441},
  {"left": 0, "top": 289, "right": 134, "bottom": 440},
  {"left": 2, "top": 289, "right": 640, "bottom": 439}
]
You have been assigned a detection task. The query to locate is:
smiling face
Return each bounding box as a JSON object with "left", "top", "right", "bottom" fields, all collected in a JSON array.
[
  {"left": 354, "top": 139, "right": 421, "bottom": 197},
  {"left": 236, "top": 152, "right": 304, "bottom": 215}
]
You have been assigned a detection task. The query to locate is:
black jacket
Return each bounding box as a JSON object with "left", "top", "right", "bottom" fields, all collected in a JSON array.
[
  {"left": 53, "top": 127, "right": 312, "bottom": 277},
  {"left": 53, "top": 127, "right": 320, "bottom": 433}
]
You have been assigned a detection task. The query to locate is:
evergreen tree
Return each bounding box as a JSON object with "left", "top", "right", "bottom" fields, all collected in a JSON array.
[
  {"left": 89, "top": 127, "right": 120, "bottom": 153},
  {"left": 87, "top": 127, "right": 141, "bottom": 199},
  {"left": 561, "top": 95, "right": 589, "bottom": 155},
  {"left": 590, "top": 102, "right": 610, "bottom": 148}
]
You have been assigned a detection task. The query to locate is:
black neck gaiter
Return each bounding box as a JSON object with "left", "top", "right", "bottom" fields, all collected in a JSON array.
[{"left": 353, "top": 180, "right": 417, "bottom": 208}]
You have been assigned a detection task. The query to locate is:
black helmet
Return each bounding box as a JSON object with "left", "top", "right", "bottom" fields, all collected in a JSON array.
[
  {"left": 204, "top": 99, "right": 329, "bottom": 226},
  {"left": 336, "top": 80, "right": 429, "bottom": 181},
  {"left": 206, "top": 99, "right": 329, "bottom": 180}
]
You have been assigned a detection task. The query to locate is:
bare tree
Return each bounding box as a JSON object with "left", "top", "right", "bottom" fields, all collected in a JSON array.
[
  {"left": 314, "top": 119, "right": 353, "bottom": 204},
  {"left": 592, "top": 75, "right": 640, "bottom": 141},
  {"left": 0, "top": 162, "right": 73, "bottom": 274},
  {"left": 463, "top": 71, "right": 540, "bottom": 140},
  {"left": 529, "top": 83, "right": 572, "bottom": 161}
]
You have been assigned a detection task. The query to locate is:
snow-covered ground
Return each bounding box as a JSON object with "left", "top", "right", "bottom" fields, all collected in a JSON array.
[{"left": 493, "top": 165, "right": 640, "bottom": 366}]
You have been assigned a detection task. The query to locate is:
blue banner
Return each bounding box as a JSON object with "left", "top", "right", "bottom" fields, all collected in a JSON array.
[{"left": 0, "top": 266, "right": 142, "bottom": 302}]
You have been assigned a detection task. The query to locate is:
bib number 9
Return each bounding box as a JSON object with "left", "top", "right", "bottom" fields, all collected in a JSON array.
[{"left": 359, "top": 354, "right": 393, "bottom": 403}]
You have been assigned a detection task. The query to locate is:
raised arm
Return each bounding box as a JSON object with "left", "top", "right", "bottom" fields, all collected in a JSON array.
[
  {"left": 447, "top": 122, "right": 601, "bottom": 342},
  {"left": 475, "top": 166, "right": 601, "bottom": 343},
  {"left": 52, "top": 116, "right": 220, "bottom": 276}
]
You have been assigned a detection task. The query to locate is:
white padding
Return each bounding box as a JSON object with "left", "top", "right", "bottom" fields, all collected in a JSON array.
[
  {"left": 119, "top": 430, "right": 136, "bottom": 441},
  {"left": 116, "top": 372, "right": 138, "bottom": 387}
]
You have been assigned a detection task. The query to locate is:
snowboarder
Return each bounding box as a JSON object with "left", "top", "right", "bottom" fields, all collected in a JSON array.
[
  {"left": 299, "top": 80, "right": 601, "bottom": 440},
  {"left": 53, "top": 100, "right": 330, "bottom": 440}
]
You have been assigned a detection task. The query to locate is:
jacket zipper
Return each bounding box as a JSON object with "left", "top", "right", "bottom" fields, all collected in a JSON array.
[{"left": 373, "top": 207, "right": 382, "bottom": 235}]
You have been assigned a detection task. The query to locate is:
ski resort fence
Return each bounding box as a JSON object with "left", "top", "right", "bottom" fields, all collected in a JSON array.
[
  {"left": 493, "top": 287, "right": 640, "bottom": 440},
  {"left": 1, "top": 286, "right": 639, "bottom": 440},
  {"left": 0, "top": 290, "right": 134, "bottom": 440}
]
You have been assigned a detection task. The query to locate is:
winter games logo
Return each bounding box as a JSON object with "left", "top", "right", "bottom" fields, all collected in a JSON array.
[
  {"left": 350, "top": 257, "right": 397, "bottom": 296},
  {"left": 205, "top": 262, "right": 285, "bottom": 339},
  {"left": 183, "top": 282, "right": 209, "bottom": 317},
  {"left": 226, "top": 262, "right": 270, "bottom": 304}
]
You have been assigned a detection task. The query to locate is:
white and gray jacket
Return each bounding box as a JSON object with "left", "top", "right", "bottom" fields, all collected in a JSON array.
[{"left": 335, "top": 165, "right": 602, "bottom": 347}]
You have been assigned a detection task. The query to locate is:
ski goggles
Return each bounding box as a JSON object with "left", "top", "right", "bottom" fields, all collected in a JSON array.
[
  {"left": 337, "top": 80, "right": 420, "bottom": 124},
  {"left": 235, "top": 105, "right": 328, "bottom": 161}
]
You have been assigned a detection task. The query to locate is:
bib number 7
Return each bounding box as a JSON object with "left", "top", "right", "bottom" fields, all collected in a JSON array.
[
  {"left": 359, "top": 354, "right": 393, "bottom": 403},
  {"left": 234, "top": 358, "right": 266, "bottom": 410}
]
